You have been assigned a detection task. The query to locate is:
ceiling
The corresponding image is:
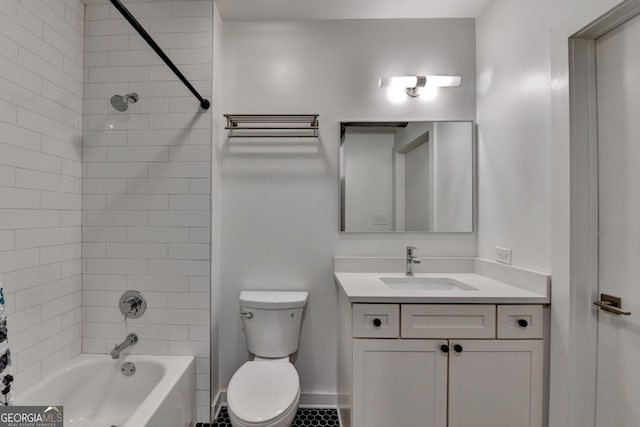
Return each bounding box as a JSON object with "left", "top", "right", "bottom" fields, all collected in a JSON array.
[{"left": 82, "top": 0, "right": 493, "bottom": 21}]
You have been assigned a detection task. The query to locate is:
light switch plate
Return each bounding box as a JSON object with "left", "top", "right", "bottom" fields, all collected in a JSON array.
[{"left": 495, "top": 247, "right": 512, "bottom": 265}]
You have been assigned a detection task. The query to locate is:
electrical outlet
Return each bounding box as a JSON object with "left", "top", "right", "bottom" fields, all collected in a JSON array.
[
  {"left": 372, "top": 215, "right": 390, "bottom": 225},
  {"left": 495, "top": 247, "right": 512, "bottom": 265}
]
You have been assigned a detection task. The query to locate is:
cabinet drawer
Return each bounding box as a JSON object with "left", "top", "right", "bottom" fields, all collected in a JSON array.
[
  {"left": 497, "top": 305, "right": 543, "bottom": 339},
  {"left": 401, "top": 304, "right": 496, "bottom": 339},
  {"left": 352, "top": 304, "right": 400, "bottom": 338}
]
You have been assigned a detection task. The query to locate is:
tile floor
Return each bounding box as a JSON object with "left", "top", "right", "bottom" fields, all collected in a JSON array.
[{"left": 195, "top": 406, "right": 340, "bottom": 427}]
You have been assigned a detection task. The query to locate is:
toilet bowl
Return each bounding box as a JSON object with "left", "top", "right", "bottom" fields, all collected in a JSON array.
[
  {"left": 227, "top": 359, "right": 300, "bottom": 427},
  {"left": 227, "top": 291, "right": 308, "bottom": 427}
]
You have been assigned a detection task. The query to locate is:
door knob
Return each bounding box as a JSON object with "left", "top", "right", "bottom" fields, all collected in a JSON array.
[
  {"left": 372, "top": 318, "right": 382, "bottom": 327},
  {"left": 517, "top": 319, "right": 529, "bottom": 328},
  {"left": 594, "top": 293, "right": 631, "bottom": 316},
  {"left": 453, "top": 344, "right": 463, "bottom": 353},
  {"left": 440, "top": 344, "right": 449, "bottom": 353}
]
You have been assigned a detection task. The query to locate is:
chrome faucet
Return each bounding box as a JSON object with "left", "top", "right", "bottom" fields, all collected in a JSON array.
[
  {"left": 111, "top": 333, "right": 138, "bottom": 359},
  {"left": 406, "top": 246, "right": 421, "bottom": 276}
]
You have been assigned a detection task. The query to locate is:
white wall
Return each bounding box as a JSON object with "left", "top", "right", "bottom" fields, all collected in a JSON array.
[
  {"left": 0, "top": 0, "right": 84, "bottom": 394},
  {"left": 476, "top": 1, "right": 626, "bottom": 426},
  {"left": 81, "top": 2, "right": 212, "bottom": 421},
  {"left": 344, "top": 129, "right": 394, "bottom": 232},
  {"left": 220, "top": 18, "right": 476, "bottom": 396}
]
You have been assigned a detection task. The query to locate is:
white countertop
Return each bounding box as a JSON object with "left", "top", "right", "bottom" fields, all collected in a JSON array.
[{"left": 334, "top": 272, "right": 550, "bottom": 304}]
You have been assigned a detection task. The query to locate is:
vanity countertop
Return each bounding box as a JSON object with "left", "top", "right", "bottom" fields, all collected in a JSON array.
[{"left": 334, "top": 272, "right": 550, "bottom": 304}]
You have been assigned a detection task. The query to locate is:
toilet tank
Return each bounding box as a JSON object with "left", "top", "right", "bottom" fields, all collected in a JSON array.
[{"left": 239, "top": 291, "right": 309, "bottom": 358}]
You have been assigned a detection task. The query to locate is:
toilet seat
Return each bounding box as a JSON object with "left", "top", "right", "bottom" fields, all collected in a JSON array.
[{"left": 227, "top": 361, "right": 300, "bottom": 426}]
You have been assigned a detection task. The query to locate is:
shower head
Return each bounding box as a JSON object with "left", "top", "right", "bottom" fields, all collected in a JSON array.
[{"left": 110, "top": 93, "right": 139, "bottom": 112}]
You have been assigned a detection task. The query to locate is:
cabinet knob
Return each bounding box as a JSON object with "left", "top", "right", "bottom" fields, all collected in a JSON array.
[
  {"left": 440, "top": 344, "right": 449, "bottom": 353},
  {"left": 453, "top": 344, "right": 463, "bottom": 353},
  {"left": 373, "top": 318, "right": 382, "bottom": 327},
  {"left": 517, "top": 319, "right": 529, "bottom": 328}
]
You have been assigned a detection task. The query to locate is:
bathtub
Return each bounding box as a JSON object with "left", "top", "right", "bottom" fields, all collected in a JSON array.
[{"left": 14, "top": 354, "right": 195, "bottom": 427}]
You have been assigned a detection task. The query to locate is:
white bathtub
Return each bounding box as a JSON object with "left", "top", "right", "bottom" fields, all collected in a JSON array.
[{"left": 14, "top": 354, "right": 195, "bottom": 427}]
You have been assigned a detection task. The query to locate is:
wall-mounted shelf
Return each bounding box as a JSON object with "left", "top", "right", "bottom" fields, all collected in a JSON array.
[{"left": 224, "top": 114, "right": 319, "bottom": 138}]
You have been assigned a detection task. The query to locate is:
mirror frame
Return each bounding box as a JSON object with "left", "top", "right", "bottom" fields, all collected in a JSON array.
[{"left": 338, "top": 120, "right": 477, "bottom": 234}]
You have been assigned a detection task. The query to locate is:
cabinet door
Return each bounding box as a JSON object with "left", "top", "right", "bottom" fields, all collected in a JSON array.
[
  {"left": 448, "top": 340, "right": 543, "bottom": 427},
  {"left": 353, "top": 339, "right": 447, "bottom": 427}
]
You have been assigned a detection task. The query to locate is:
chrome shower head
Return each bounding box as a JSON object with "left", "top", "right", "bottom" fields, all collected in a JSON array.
[{"left": 110, "top": 93, "right": 139, "bottom": 112}]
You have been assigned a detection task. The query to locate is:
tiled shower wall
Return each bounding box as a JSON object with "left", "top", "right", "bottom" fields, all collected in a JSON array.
[
  {"left": 81, "top": 1, "right": 212, "bottom": 421},
  {"left": 0, "top": 0, "right": 84, "bottom": 393}
]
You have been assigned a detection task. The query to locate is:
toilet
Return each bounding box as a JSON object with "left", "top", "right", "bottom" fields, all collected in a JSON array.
[{"left": 227, "top": 291, "right": 309, "bottom": 427}]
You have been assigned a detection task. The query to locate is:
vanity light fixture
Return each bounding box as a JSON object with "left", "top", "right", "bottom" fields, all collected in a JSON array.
[{"left": 378, "top": 75, "right": 462, "bottom": 97}]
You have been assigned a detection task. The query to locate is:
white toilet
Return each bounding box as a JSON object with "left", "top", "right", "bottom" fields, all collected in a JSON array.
[{"left": 227, "top": 291, "right": 309, "bottom": 427}]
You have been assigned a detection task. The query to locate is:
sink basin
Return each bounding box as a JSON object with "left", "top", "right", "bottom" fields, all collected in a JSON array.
[{"left": 380, "top": 277, "right": 477, "bottom": 292}]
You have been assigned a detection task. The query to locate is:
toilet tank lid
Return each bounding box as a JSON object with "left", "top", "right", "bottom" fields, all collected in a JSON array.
[{"left": 240, "top": 291, "right": 309, "bottom": 309}]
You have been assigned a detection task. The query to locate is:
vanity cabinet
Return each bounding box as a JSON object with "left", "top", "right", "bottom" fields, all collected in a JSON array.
[{"left": 340, "top": 300, "right": 545, "bottom": 427}]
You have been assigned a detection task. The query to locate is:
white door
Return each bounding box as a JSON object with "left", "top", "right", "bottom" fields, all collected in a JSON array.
[
  {"left": 595, "top": 13, "right": 640, "bottom": 427},
  {"left": 352, "top": 339, "right": 447, "bottom": 427},
  {"left": 448, "top": 340, "right": 543, "bottom": 427}
]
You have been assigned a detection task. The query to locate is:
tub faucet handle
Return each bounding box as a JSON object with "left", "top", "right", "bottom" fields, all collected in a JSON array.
[{"left": 119, "top": 291, "right": 146, "bottom": 322}]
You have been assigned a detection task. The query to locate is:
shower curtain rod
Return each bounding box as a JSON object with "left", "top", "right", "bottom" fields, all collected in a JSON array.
[{"left": 109, "top": 0, "right": 211, "bottom": 110}]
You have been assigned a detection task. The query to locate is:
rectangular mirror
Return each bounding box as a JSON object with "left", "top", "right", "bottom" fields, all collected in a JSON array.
[{"left": 339, "top": 121, "right": 474, "bottom": 233}]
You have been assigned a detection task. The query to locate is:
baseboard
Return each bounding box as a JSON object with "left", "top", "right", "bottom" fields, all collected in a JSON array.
[
  {"left": 213, "top": 391, "right": 337, "bottom": 411},
  {"left": 210, "top": 390, "right": 223, "bottom": 420}
]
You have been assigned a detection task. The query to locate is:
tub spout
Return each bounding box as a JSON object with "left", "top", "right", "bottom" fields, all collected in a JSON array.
[{"left": 111, "top": 333, "right": 138, "bottom": 359}]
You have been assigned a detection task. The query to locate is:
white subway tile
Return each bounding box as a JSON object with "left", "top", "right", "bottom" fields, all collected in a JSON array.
[
  {"left": 60, "top": 258, "right": 81, "bottom": 278},
  {"left": 106, "top": 243, "right": 167, "bottom": 259},
  {"left": 168, "top": 48, "right": 212, "bottom": 65},
  {"left": 0, "top": 187, "right": 40, "bottom": 209},
  {"left": 171, "top": 2, "right": 213, "bottom": 17},
  {"left": 86, "top": 258, "right": 147, "bottom": 275},
  {"left": 84, "top": 114, "right": 149, "bottom": 131},
  {"left": 89, "top": 66, "right": 149, "bottom": 83},
  {"left": 126, "top": 275, "right": 189, "bottom": 292},
  {"left": 41, "top": 191, "right": 82, "bottom": 210},
  {"left": 189, "top": 276, "right": 210, "bottom": 292},
  {"left": 15, "top": 275, "right": 79, "bottom": 311},
  {"left": 82, "top": 195, "right": 107, "bottom": 210},
  {"left": 0, "top": 143, "right": 61, "bottom": 174},
  {"left": 119, "top": 2, "right": 171, "bottom": 18},
  {"left": 148, "top": 162, "right": 210, "bottom": 178},
  {"left": 82, "top": 226, "right": 126, "bottom": 242},
  {"left": 129, "top": 33, "right": 192, "bottom": 50},
  {"left": 83, "top": 130, "right": 127, "bottom": 146},
  {"left": 189, "top": 128, "right": 211, "bottom": 145},
  {"left": 150, "top": 64, "right": 211, "bottom": 82},
  {"left": 86, "top": 19, "right": 149, "bottom": 36},
  {"left": 149, "top": 112, "right": 210, "bottom": 130},
  {"left": 83, "top": 274, "right": 126, "bottom": 291},
  {"left": 15, "top": 227, "right": 80, "bottom": 249},
  {"left": 169, "top": 244, "right": 209, "bottom": 260},
  {"left": 106, "top": 194, "right": 168, "bottom": 210},
  {"left": 83, "top": 321, "right": 125, "bottom": 338},
  {"left": 83, "top": 147, "right": 107, "bottom": 162},
  {"left": 60, "top": 210, "right": 81, "bottom": 227},
  {"left": 0, "top": 32, "right": 18, "bottom": 61},
  {"left": 0, "top": 209, "right": 60, "bottom": 230},
  {"left": 189, "top": 227, "right": 210, "bottom": 243},
  {"left": 149, "top": 17, "right": 212, "bottom": 34},
  {"left": 42, "top": 80, "right": 83, "bottom": 114},
  {"left": 147, "top": 308, "right": 209, "bottom": 325},
  {"left": 83, "top": 243, "right": 106, "bottom": 258},
  {"left": 62, "top": 306, "right": 82, "bottom": 329},
  {"left": 85, "top": 210, "right": 147, "bottom": 226},
  {"left": 41, "top": 291, "right": 82, "bottom": 320},
  {"left": 169, "top": 145, "right": 211, "bottom": 162},
  {"left": 84, "top": 52, "right": 109, "bottom": 67},
  {"left": 126, "top": 226, "right": 189, "bottom": 243},
  {"left": 107, "top": 146, "right": 169, "bottom": 162},
  {"left": 109, "top": 49, "right": 163, "bottom": 66},
  {"left": 148, "top": 211, "right": 210, "bottom": 227},
  {"left": 0, "top": 165, "right": 15, "bottom": 187},
  {"left": 0, "top": 248, "right": 40, "bottom": 274},
  {"left": 127, "top": 129, "right": 189, "bottom": 146},
  {"left": 189, "top": 325, "right": 209, "bottom": 342},
  {"left": 0, "top": 121, "right": 42, "bottom": 152},
  {"left": 7, "top": 306, "right": 41, "bottom": 334},
  {"left": 189, "top": 178, "right": 211, "bottom": 194},
  {"left": 18, "top": 108, "right": 80, "bottom": 143},
  {"left": 41, "top": 136, "right": 83, "bottom": 161},
  {"left": 85, "top": 5, "right": 111, "bottom": 21},
  {"left": 86, "top": 162, "right": 148, "bottom": 178},
  {"left": 126, "top": 323, "right": 188, "bottom": 341},
  {"left": 168, "top": 292, "right": 210, "bottom": 309},
  {"left": 82, "top": 338, "right": 106, "bottom": 354},
  {"left": 169, "top": 195, "right": 209, "bottom": 211},
  {"left": 126, "top": 178, "right": 189, "bottom": 194},
  {"left": 84, "top": 34, "right": 129, "bottom": 52},
  {"left": 147, "top": 259, "right": 210, "bottom": 276},
  {"left": 40, "top": 243, "right": 81, "bottom": 265},
  {"left": 83, "top": 82, "right": 128, "bottom": 99},
  {"left": 0, "top": 231, "right": 14, "bottom": 251},
  {"left": 16, "top": 170, "right": 80, "bottom": 193},
  {"left": 168, "top": 340, "right": 209, "bottom": 357},
  {"left": 0, "top": 10, "right": 62, "bottom": 68}
]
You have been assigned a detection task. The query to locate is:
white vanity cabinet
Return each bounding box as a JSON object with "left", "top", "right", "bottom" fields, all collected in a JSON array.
[{"left": 339, "top": 299, "right": 546, "bottom": 427}]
